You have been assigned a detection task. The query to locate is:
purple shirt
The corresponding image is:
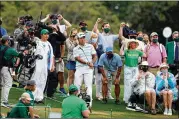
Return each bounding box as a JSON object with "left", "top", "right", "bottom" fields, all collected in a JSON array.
[{"left": 144, "top": 43, "right": 167, "bottom": 67}]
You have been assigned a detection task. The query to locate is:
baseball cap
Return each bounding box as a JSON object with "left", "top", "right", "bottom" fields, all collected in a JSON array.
[
  {"left": 25, "top": 21, "right": 33, "bottom": 27},
  {"left": 172, "top": 31, "right": 178, "bottom": 35},
  {"left": 140, "top": 61, "right": 149, "bottom": 66},
  {"left": 20, "top": 92, "right": 32, "bottom": 101},
  {"left": 150, "top": 32, "right": 158, "bottom": 37},
  {"left": 77, "top": 32, "right": 85, "bottom": 39},
  {"left": 26, "top": 80, "right": 36, "bottom": 86},
  {"left": 1, "top": 35, "right": 12, "bottom": 41},
  {"left": 79, "top": 21, "right": 87, "bottom": 26},
  {"left": 69, "top": 84, "right": 78, "bottom": 92},
  {"left": 159, "top": 63, "right": 169, "bottom": 69},
  {"left": 41, "top": 29, "right": 49, "bottom": 35},
  {"left": 106, "top": 47, "right": 113, "bottom": 52}
]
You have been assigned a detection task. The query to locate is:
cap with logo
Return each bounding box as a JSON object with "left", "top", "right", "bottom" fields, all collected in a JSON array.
[
  {"left": 77, "top": 32, "right": 85, "bottom": 39},
  {"left": 41, "top": 29, "right": 49, "bottom": 35},
  {"left": 69, "top": 84, "right": 78, "bottom": 92}
]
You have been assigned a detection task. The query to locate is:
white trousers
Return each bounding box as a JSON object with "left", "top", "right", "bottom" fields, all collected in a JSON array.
[
  {"left": 94, "top": 68, "right": 102, "bottom": 97},
  {"left": 74, "top": 67, "right": 93, "bottom": 106},
  {"left": 0, "top": 67, "right": 13, "bottom": 103},
  {"left": 123, "top": 65, "right": 139, "bottom": 103}
]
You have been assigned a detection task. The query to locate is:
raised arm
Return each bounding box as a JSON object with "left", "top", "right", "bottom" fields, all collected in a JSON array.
[
  {"left": 92, "top": 18, "right": 102, "bottom": 34},
  {"left": 58, "top": 14, "right": 72, "bottom": 29}
]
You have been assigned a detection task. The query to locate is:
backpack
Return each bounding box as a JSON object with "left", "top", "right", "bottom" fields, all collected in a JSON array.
[{"left": 0, "top": 45, "right": 9, "bottom": 69}]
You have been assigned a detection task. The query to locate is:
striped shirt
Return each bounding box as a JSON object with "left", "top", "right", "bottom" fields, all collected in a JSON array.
[{"left": 73, "top": 43, "right": 96, "bottom": 69}]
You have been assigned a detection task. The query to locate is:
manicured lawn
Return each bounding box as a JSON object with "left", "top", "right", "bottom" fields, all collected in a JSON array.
[{"left": 1, "top": 85, "right": 178, "bottom": 118}]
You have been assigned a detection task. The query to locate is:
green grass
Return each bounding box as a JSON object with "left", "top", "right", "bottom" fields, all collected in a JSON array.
[{"left": 1, "top": 85, "right": 178, "bottom": 118}]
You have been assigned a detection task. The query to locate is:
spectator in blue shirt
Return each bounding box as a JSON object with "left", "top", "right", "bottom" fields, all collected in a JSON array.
[{"left": 98, "top": 47, "right": 123, "bottom": 104}]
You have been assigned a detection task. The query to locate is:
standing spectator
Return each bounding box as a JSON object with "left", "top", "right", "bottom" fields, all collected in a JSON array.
[
  {"left": 66, "top": 28, "right": 78, "bottom": 90},
  {"left": 166, "top": 31, "right": 179, "bottom": 75},
  {"left": 143, "top": 32, "right": 167, "bottom": 75},
  {"left": 6, "top": 93, "right": 32, "bottom": 118},
  {"left": 0, "top": 35, "right": 25, "bottom": 108},
  {"left": 30, "top": 29, "right": 54, "bottom": 102},
  {"left": 98, "top": 47, "right": 123, "bottom": 104},
  {"left": 0, "top": 18, "right": 7, "bottom": 38},
  {"left": 121, "top": 39, "right": 145, "bottom": 104},
  {"left": 143, "top": 33, "right": 150, "bottom": 46},
  {"left": 73, "top": 32, "right": 97, "bottom": 107},
  {"left": 156, "top": 63, "right": 178, "bottom": 115},
  {"left": 14, "top": 16, "right": 25, "bottom": 40},
  {"left": 93, "top": 18, "right": 120, "bottom": 99},
  {"left": 79, "top": 21, "right": 92, "bottom": 42},
  {"left": 62, "top": 84, "right": 90, "bottom": 118},
  {"left": 47, "top": 24, "right": 66, "bottom": 96}
]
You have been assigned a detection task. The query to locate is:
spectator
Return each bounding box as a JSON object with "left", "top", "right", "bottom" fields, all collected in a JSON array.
[
  {"left": 93, "top": 18, "right": 120, "bottom": 99},
  {"left": 79, "top": 21, "right": 92, "bottom": 42},
  {"left": 166, "top": 31, "right": 179, "bottom": 75},
  {"left": 6, "top": 93, "right": 32, "bottom": 118},
  {"left": 24, "top": 80, "right": 39, "bottom": 118},
  {"left": 119, "top": 23, "right": 145, "bottom": 52},
  {"left": 0, "top": 35, "right": 25, "bottom": 108},
  {"left": 143, "top": 33, "right": 150, "bottom": 46},
  {"left": 66, "top": 28, "right": 78, "bottom": 90},
  {"left": 73, "top": 32, "right": 97, "bottom": 107},
  {"left": 62, "top": 84, "right": 90, "bottom": 118},
  {"left": 143, "top": 32, "right": 167, "bottom": 75},
  {"left": 127, "top": 61, "right": 156, "bottom": 115},
  {"left": 98, "top": 47, "right": 123, "bottom": 104},
  {"left": 156, "top": 63, "right": 178, "bottom": 115},
  {"left": 0, "top": 17, "right": 7, "bottom": 38},
  {"left": 121, "top": 39, "right": 145, "bottom": 104},
  {"left": 30, "top": 29, "right": 54, "bottom": 103},
  {"left": 47, "top": 24, "right": 67, "bottom": 95}
]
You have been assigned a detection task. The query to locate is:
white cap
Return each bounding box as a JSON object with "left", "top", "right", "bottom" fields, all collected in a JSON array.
[
  {"left": 140, "top": 61, "right": 149, "bottom": 66},
  {"left": 77, "top": 32, "right": 85, "bottom": 39},
  {"left": 159, "top": 63, "right": 169, "bottom": 69}
]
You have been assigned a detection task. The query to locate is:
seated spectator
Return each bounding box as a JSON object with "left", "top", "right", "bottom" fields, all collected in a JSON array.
[
  {"left": 156, "top": 63, "right": 178, "bottom": 115},
  {"left": 127, "top": 61, "right": 156, "bottom": 115},
  {"left": 62, "top": 84, "right": 90, "bottom": 118},
  {"left": 6, "top": 93, "right": 32, "bottom": 118}
]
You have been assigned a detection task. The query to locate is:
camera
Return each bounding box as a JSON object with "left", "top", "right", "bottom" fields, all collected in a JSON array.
[
  {"left": 49, "top": 14, "right": 58, "bottom": 19},
  {"left": 123, "top": 25, "right": 137, "bottom": 39},
  {"left": 18, "top": 15, "right": 33, "bottom": 25},
  {"left": 78, "top": 88, "right": 91, "bottom": 108}
]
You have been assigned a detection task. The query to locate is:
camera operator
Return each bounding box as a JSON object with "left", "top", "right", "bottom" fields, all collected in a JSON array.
[
  {"left": 166, "top": 31, "right": 179, "bottom": 76},
  {"left": 0, "top": 35, "right": 27, "bottom": 108},
  {"left": 62, "top": 84, "right": 90, "bottom": 118},
  {"left": 0, "top": 17, "right": 7, "bottom": 38}
]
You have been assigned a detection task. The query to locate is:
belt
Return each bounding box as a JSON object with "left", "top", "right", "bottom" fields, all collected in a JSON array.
[{"left": 150, "top": 66, "right": 159, "bottom": 68}]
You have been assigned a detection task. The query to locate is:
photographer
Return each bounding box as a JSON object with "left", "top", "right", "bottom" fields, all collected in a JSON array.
[
  {"left": 62, "top": 84, "right": 90, "bottom": 118},
  {"left": 0, "top": 17, "right": 7, "bottom": 38},
  {"left": 0, "top": 35, "right": 26, "bottom": 108}
]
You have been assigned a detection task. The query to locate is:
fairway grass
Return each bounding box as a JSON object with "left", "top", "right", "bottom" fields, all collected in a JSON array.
[{"left": 0, "top": 85, "right": 178, "bottom": 118}]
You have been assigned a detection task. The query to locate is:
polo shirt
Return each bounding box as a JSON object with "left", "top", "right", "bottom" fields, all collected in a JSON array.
[
  {"left": 73, "top": 43, "right": 96, "bottom": 69},
  {"left": 98, "top": 53, "right": 123, "bottom": 72},
  {"left": 62, "top": 95, "right": 88, "bottom": 118}
]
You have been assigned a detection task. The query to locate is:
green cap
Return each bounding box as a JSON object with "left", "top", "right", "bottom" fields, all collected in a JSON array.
[
  {"left": 40, "top": 29, "right": 49, "bottom": 35},
  {"left": 69, "top": 84, "right": 78, "bottom": 92}
]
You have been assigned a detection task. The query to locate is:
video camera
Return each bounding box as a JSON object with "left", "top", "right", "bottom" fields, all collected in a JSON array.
[
  {"left": 18, "top": 15, "right": 33, "bottom": 25},
  {"left": 78, "top": 88, "right": 91, "bottom": 108},
  {"left": 123, "top": 25, "right": 137, "bottom": 39}
]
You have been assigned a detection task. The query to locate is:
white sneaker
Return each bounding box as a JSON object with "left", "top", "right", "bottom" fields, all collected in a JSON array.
[
  {"left": 135, "top": 104, "right": 143, "bottom": 111},
  {"left": 127, "top": 102, "right": 133, "bottom": 107},
  {"left": 167, "top": 109, "right": 172, "bottom": 115},
  {"left": 163, "top": 108, "right": 168, "bottom": 115},
  {"left": 108, "top": 95, "right": 114, "bottom": 99}
]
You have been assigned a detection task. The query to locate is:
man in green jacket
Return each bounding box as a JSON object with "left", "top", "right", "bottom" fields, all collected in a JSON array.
[
  {"left": 0, "top": 35, "right": 25, "bottom": 108},
  {"left": 166, "top": 31, "right": 179, "bottom": 75},
  {"left": 62, "top": 84, "right": 90, "bottom": 118},
  {"left": 6, "top": 92, "right": 32, "bottom": 118}
]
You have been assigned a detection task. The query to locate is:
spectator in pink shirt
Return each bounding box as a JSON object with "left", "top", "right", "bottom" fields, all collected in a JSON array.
[{"left": 143, "top": 32, "right": 167, "bottom": 75}]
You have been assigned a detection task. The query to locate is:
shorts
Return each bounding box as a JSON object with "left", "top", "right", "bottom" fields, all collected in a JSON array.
[
  {"left": 66, "top": 61, "right": 76, "bottom": 70},
  {"left": 55, "top": 60, "right": 64, "bottom": 73}
]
